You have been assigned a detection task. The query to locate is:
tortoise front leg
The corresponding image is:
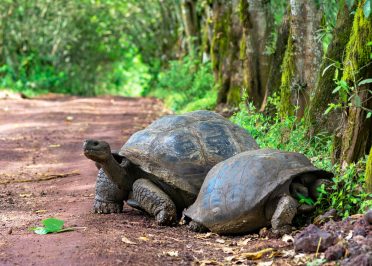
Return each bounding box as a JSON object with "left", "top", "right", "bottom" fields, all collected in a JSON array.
[
  {"left": 132, "top": 178, "right": 177, "bottom": 226},
  {"left": 270, "top": 194, "right": 299, "bottom": 235},
  {"left": 94, "top": 168, "right": 129, "bottom": 214}
]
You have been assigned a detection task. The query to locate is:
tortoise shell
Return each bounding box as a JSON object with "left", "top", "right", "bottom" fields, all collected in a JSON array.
[
  {"left": 120, "top": 110, "right": 259, "bottom": 196},
  {"left": 184, "top": 149, "right": 333, "bottom": 234}
]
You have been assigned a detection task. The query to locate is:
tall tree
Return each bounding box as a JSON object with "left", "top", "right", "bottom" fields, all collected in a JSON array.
[
  {"left": 210, "top": 0, "right": 272, "bottom": 107},
  {"left": 180, "top": 0, "right": 199, "bottom": 55},
  {"left": 339, "top": 0, "right": 372, "bottom": 164},
  {"left": 279, "top": 0, "right": 323, "bottom": 118},
  {"left": 306, "top": 3, "right": 355, "bottom": 135}
]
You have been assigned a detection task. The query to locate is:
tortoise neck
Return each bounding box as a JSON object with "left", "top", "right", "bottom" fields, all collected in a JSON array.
[{"left": 102, "top": 155, "right": 135, "bottom": 191}]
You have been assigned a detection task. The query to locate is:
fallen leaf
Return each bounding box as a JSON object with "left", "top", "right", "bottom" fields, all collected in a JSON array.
[
  {"left": 281, "top": 234, "right": 294, "bottom": 243},
  {"left": 222, "top": 247, "right": 235, "bottom": 254},
  {"left": 350, "top": 214, "right": 363, "bottom": 219},
  {"left": 281, "top": 249, "right": 296, "bottom": 258},
  {"left": 19, "top": 193, "right": 32, "bottom": 198},
  {"left": 194, "top": 232, "right": 218, "bottom": 239},
  {"left": 138, "top": 236, "right": 150, "bottom": 241},
  {"left": 65, "top": 116, "right": 74, "bottom": 121},
  {"left": 257, "top": 261, "right": 273, "bottom": 266},
  {"left": 293, "top": 253, "right": 307, "bottom": 264},
  {"left": 224, "top": 256, "right": 235, "bottom": 262},
  {"left": 121, "top": 236, "right": 136, "bottom": 245},
  {"left": 164, "top": 250, "right": 179, "bottom": 257},
  {"left": 345, "top": 230, "right": 353, "bottom": 240},
  {"left": 35, "top": 210, "right": 47, "bottom": 213},
  {"left": 238, "top": 248, "right": 273, "bottom": 260},
  {"left": 194, "top": 249, "right": 204, "bottom": 254},
  {"left": 237, "top": 238, "right": 252, "bottom": 246},
  {"left": 215, "top": 238, "right": 225, "bottom": 244},
  {"left": 48, "top": 144, "right": 60, "bottom": 148},
  {"left": 193, "top": 259, "right": 223, "bottom": 265}
]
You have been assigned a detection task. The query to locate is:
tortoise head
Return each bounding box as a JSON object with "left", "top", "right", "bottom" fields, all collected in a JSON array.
[{"left": 83, "top": 139, "right": 111, "bottom": 163}]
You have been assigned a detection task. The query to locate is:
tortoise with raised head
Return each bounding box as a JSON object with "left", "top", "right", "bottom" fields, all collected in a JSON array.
[
  {"left": 84, "top": 110, "right": 259, "bottom": 225},
  {"left": 184, "top": 149, "right": 333, "bottom": 235}
]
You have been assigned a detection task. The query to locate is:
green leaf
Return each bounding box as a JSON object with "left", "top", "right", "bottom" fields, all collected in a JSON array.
[
  {"left": 367, "top": 112, "right": 372, "bottom": 118},
  {"left": 297, "top": 193, "right": 315, "bottom": 206},
  {"left": 42, "top": 218, "right": 64, "bottom": 232},
  {"left": 322, "top": 63, "right": 336, "bottom": 76},
  {"left": 363, "top": 0, "right": 371, "bottom": 18},
  {"left": 354, "top": 95, "right": 361, "bottom": 107},
  {"left": 358, "top": 78, "right": 372, "bottom": 86},
  {"left": 345, "top": 0, "right": 355, "bottom": 10},
  {"left": 332, "top": 86, "right": 341, "bottom": 94},
  {"left": 33, "top": 227, "right": 49, "bottom": 235},
  {"left": 31, "top": 218, "right": 67, "bottom": 234},
  {"left": 339, "top": 80, "right": 349, "bottom": 90}
]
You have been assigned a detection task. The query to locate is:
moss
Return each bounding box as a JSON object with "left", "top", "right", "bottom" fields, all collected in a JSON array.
[
  {"left": 227, "top": 86, "right": 241, "bottom": 106},
  {"left": 366, "top": 147, "right": 372, "bottom": 193},
  {"left": 279, "top": 35, "right": 295, "bottom": 119},
  {"left": 342, "top": 1, "right": 372, "bottom": 83},
  {"left": 239, "top": 35, "right": 246, "bottom": 60},
  {"left": 239, "top": 0, "right": 249, "bottom": 27}
]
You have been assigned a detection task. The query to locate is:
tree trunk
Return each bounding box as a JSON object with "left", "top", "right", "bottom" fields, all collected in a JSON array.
[
  {"left": 247, "top": 0, "right": 272, "bottom": 104},
  {"left": 260, "top": 8, "right": 290, "bottom": 112},
  {"left": 180, "top": 0, "right": 199, "bottom": 55},
  {"left": 339, "top": 1, "right": 372, "bottom": 164},
  {"left": 211, "top": 0, "right": 243, "bottom": 106},
  {"left": 305, "top": 3, "right": 354, "bottom": 135},
  {"left": 210, "top": 0, "right": 272, "bottom": 107},
  {"left": 280, "top": 0, "right": 323, "bottom": 119}
]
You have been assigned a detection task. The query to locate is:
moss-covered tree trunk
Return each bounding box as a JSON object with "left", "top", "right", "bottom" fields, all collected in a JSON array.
[
  {"left": 211, "top": 0, "right": 241, "bottom": 105},
  {"left": 279, "top": 0, "right": 323, "bottom": 119},
  {"left": 243, "top": 0, "right": 272, "bottom": 107},
  {"left": 260, "top": 8, "right": 290, "bottom": 112},
  {"left": 305, "top": 3, "right": 355, "bottom": 135},
  {"left": 180, "top": 0, "right": 199, "bottom": 55},
  {"left": 339, "top": 1, "right": 372, "bottom": 164},
  {"left": 210, "top": 0, "right": 272, "bottom": 107}
]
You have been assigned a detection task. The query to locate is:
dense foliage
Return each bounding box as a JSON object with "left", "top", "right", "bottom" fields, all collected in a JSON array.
[{"left": 0, "top": 0, "right": 177, "bottom": 96}]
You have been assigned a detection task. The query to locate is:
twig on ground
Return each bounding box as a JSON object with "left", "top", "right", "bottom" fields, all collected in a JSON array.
[{"left": 0, "top": 170, "right": 80, "bottom": 184}]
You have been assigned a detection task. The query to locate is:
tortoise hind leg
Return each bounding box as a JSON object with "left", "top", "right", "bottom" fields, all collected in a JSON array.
[
  {"left": 270, "top": 194, "right": 299, "bottom": 235},
  {"left": 94, "top": 168, "right": 128, "bottom": 214},
  {"left": 132, "top": 178, "right": 177, "bottom": 226}
]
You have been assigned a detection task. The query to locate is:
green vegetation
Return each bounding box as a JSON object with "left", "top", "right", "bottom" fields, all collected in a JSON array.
[
  {"left": 0, "top": 0, "right": 175, "bottom": 97},
  {"left": 151, "top": 57, "right": 217, "bottom": 113}
]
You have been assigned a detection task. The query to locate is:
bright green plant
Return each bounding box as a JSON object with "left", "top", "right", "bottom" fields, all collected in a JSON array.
[{"left": 316, "top": 159, "right": 372, "bottom": 218}]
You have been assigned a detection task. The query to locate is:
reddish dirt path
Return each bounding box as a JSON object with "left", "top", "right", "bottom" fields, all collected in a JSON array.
[{"left": 0, "top": 95, "right": 292, "bottom": 266}]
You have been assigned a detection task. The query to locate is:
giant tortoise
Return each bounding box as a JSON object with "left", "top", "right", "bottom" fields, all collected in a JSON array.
[
  {"left": 184, "top": 149, "right": 333, "bottom": 234},
  {"left": 83, "top": 110, "right": 259, "bottom": 225}
]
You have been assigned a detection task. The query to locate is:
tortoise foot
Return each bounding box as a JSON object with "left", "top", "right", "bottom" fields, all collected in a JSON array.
[
  {"left": 93, "top": 199, "right": 123, "bottom": 214},
  {"left": 187, "top": 221, "right": 209, "bottom": 233},
  {"left": 155, "top": 209, "right": 176, "bottom": 226}
]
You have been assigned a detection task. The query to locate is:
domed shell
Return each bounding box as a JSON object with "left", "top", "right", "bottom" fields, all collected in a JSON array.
[
  {"left": 184, "top": 149, "right": 333, "bottom": 234},
  {"left": 119, "top": 110, "right": 259, "bottom": 196}
]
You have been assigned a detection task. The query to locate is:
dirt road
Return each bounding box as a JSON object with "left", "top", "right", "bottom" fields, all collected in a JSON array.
[{"left": 0, "top": 95, "right": 290, "bottom": 266}]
